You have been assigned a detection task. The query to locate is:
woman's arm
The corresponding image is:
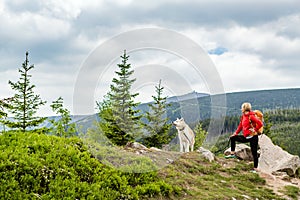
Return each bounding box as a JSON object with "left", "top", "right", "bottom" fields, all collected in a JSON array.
[{"left": 234, "top": 117, "right": 243, "bottom": 135}]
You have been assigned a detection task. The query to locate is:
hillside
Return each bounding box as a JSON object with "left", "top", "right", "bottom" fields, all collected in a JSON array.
[
  {"left": 165, "top": 88, "right": 300, "bottom": 125},
  {"left": 0, "top": 132, "right": 299, "bottom": 199},
  {"left": 158, "top": 153, "right": 300, "bottom": 200},
  {"left": 2, "top": 88, "right": 300, "bottom": 158},
  {"left": 224, "top": 88, "right": 300, "bottom": 116},
  {"left": 82, "top": 87, "right": 300, "bottom": 128},
  {"left": 2, "top": 88, "right": 299, "bottom": 132}
]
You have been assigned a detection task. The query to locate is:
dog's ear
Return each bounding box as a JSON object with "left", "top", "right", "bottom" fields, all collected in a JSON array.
[{"left": 180, "top": 118, "right": 184, "bottom": 121}]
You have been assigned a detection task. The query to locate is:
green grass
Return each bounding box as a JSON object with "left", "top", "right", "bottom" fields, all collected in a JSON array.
[
  {"left": 158, "top": 153, "right": 285, "bottom": 200},
  {"left": 280, "top": 185, "right": 300, "bottom": 200}
]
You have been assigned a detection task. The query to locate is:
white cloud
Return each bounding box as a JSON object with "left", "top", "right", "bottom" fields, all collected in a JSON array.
[
  {"left": 212, "top": 52, "right": 269, "bottom": 91},
  {"left": 0, "top": 69, "right": 18, "bottom": 98},
  {"left": 0, "top": 6, "right": 70, "bottom": 43},
  {"left": 179, "top": 19, "right": 300, "bottom": 95},
  {"left": 41, "top": 0, "right": 83, "bottom": 20},
  {"left": 1, "top": 0, "right": 300, "bottom": 116},
  {"left": 211, "top": 49, "right": 300, "bottom": 93}
]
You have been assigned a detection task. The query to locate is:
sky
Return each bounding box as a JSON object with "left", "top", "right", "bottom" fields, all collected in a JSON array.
[{"left": 1, "top": 0, "right": 300, "bottom": 116}]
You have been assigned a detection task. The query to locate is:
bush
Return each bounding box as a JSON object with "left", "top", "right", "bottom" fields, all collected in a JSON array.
[{"left": 0, "top": 131, "right": 176, "bottom": 199}]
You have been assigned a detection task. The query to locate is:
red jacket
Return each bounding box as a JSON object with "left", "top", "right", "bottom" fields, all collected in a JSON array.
[{"left": 235, "top": 111, "right": 263, "bottom": 137}]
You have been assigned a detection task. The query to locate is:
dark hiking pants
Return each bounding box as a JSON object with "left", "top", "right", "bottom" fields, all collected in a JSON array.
[{"left": 230, "top": 135, "right": 259, "bottom": 168}]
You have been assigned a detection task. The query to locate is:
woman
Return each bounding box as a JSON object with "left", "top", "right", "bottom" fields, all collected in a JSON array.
[{"left": 225, "top": 102, "right": 263, "bottom": 173}]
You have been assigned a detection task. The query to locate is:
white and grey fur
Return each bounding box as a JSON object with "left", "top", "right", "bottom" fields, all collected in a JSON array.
[{"left": 173, "top": 118, "right": 195, "bottom": 152}]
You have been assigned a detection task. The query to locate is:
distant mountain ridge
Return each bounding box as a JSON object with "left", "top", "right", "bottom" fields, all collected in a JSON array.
[
  {"left": 224, "top": 88, "right": 300, "bottom": 115},
  {"left": 1, "top": 88, "right": 300, "bottom": 132},
  {"left": 42, "top": 87, "right": 300, "bottom": 132},
  {"left": 166, "top": 91, "right": 209, "bottom": 103}
]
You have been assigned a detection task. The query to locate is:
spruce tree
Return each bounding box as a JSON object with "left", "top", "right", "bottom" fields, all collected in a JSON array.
[
  {"left": 4, "top": 52, "right": 46, "bottom": 132},
  {"left": 0, "top": 98, "right": 12, "bottom": 118},
  {"left": 50, "top": 97, "right": 76, "bottom": 137},
  {"left": 0, "top": 98, "right": 13, "bottom": 132},
  {"left": 193, "top": 122, "right": 208, "bottom": 150},
  {"left": 97, "top": 50, "right": 142, "bottom": 146},
  {"left": 262, "top": 112, "right": 272, "bottom": 137},
  {"left": 143, "top": 80, "right": 172, "bottom": 148}
]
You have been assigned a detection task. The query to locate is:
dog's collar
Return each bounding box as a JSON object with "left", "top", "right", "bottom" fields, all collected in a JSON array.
[{"left": 178, "top": 127, "right": 185, "bottom": 131}]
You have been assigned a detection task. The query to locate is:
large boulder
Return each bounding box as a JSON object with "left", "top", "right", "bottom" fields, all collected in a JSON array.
[
  {"left": 224, "top": 144, "right": 254, "bottom": 161},
  {"left": 125, "top": 142, "right": 147, "bottom": 150},
  {"left": 258, "top": 134, "right": 300, "bottom": 176}
]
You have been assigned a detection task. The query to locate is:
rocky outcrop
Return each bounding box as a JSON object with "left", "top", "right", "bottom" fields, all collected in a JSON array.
[
  {"left": 125, "top": 142, "right": 147, "bottom": 150},
  {"left": 224, "top": 144, "right": 254, "bottom": 161},
  {"left": 224, "top": 135, "right": 300, "bottom": 176},
  {"left": 197, "top": 147, "right": 215, "bottom": 162},
  {"left": 258, "top": 134, "right": 300, "bottom": 176},
  {"left": 149, "top": 147, "right": 162, "bottom": 152}
]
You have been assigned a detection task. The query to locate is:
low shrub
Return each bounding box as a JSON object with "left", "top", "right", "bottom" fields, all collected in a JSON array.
[{"left": 0, "top": 131, "right": 177, "bottom": 199}]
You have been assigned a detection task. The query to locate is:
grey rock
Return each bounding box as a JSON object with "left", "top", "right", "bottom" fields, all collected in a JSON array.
[
  {"left": 197, "top": 147, "right": 215, "bottom": 162},
  {"left": 125, "top": 142, "right": 147, "bottom": 150},
  {"left": 258, "top": 135, "right": 300, "bottom": 176},
  {"left": 149, "top": 147, "right": 162, "bottom": 151},
  {"left": 224, "top": 144, "right": 253, "bottom": 161}
]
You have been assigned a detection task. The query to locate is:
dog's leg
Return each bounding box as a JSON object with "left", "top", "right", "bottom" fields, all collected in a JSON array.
[
  {"left": 178, "top": 132, "right": 182, "bottom": 152},
  {"left": 179, "top": 135, "right": 183, "bottom": 152},
  {"left": 191, "top": 136, "right": 195, "bottom": 152},
  {"left": 184, "top": 142, "right": 189, "bottom": 152},
  {"left": 190, "top": 139, "right": 194, "bottom": 152},
  {"left": 186, "top": 143, "right": 190, "bottom": 152}
]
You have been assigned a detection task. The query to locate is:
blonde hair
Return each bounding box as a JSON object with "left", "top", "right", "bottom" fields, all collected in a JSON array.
[{"left": 241, "top": 102, "right": 251, "bottom": 112}]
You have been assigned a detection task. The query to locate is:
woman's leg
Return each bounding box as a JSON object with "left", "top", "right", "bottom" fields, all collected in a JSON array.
[
  {"left": 230, "top": 135, "right": 247, "bottom": 152},
  {"left": 249, "top": 135, "right": 259, "bottom": 168}
]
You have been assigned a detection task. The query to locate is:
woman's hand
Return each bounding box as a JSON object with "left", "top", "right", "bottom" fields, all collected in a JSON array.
[
  {"left": 230, "top": 133, "right": 236, "bottom": 138},
  {"left": 249, "top": 128, "right": 255, "bottom": 133}
]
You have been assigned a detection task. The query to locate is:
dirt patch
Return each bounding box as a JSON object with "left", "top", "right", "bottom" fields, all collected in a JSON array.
[{"left": 259, "top": 171, "right": 300, "bottom": 198}]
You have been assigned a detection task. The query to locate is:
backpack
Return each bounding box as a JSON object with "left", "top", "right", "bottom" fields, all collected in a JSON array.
[{"left": 249, "top": 110, "right": 264, "bottom": 135}]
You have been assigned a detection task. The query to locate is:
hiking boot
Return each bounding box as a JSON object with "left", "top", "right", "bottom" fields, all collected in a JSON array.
[
  {"left": 224, "top": 154, "right": 237, "bottom": 159},
  {"left": 250, "top": 168, "right": 259, "bottom": 173}
]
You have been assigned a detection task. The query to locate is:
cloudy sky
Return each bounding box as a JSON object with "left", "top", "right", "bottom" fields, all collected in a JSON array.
[{"left": 1, "top": 0, "right": 300, "bottom": 116}]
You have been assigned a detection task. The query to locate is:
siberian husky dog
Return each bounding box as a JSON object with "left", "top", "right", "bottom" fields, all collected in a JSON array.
[{"left": 173, "top": 118, "right": 195, "bottom": 152}]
